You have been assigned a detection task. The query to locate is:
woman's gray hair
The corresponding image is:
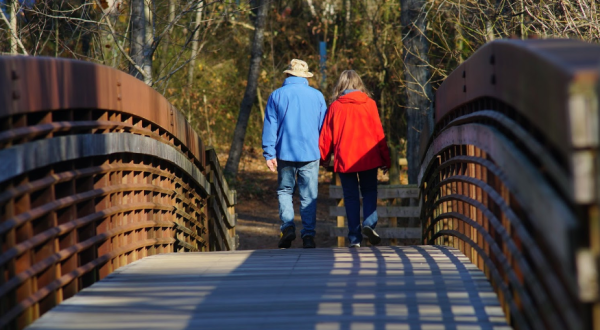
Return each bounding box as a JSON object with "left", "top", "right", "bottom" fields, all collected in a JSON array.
[{"left": 329, "top": 70, "right": 371, "bottom": 104}]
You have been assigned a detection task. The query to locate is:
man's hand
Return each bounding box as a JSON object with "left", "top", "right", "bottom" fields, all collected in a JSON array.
[{"left": 266, "top": 158, "right": 278, "bottom": 172}]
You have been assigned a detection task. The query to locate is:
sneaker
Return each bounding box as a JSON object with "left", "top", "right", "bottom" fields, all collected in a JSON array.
[
  {"left": 302, "top": 236, "right": 316, "bottom": 248},
  {"left": 278, "top": 227, "right": 296, "bottom": 249},
  {"left": 361, "top": 226, "right": 381, "bottom": 245},
  {"left": 349, "top": 243, "right": 360, "bottom": 248}
]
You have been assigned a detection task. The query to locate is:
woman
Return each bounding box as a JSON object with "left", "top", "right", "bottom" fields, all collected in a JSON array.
[{"left": 319, "top": 70, "right": 391, "bottom": 248}]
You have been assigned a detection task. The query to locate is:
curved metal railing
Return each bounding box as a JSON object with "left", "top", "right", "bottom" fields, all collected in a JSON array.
[
  {"left": 0, "top": 56, "right": 237, "bottom": 329},
  {"left": 419, "top": 39, "right": 600, "bottom": 330}
]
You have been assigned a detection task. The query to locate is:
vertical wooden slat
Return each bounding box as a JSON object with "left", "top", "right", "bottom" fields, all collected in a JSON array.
[
  {"left": 588, "top": 205, "right": 600, "bottom": 330},
  {"left": 335, "top": 174, "right": 345, "bottom": 247}
]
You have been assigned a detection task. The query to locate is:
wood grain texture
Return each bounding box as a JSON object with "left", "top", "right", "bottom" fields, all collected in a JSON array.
[
  {"left": 329, "top": 227, "right": 421, "bottom": 239},
  {"left": 26, "top": 246, "right": 511, "bottom": 330},
  {"left": 330, "top": 206, "right": 421, "bottom": 218},
  {"left": 329, "top": 185, "right": 419, "bottom": 199}
]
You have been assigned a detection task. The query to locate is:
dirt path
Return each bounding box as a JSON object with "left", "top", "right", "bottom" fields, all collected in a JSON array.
[
  {"left": 220, "top": 149, "right": 418, "bottom": 250},
  {"left": 221, "top": 150, "right": 338, "bottom": 250}
]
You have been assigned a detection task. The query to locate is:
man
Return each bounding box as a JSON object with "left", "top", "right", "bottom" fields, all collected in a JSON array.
[{"left": 262, "top": 59, "right": 327, "bottom": 249}]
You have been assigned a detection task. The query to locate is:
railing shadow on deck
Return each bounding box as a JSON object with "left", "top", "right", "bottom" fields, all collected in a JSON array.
[
  {"left": 0, "top": 56, "right": 236, "bottom": 329},
  {"left": 419, "top": 39, "right": 600, "bottom": 330},
  {"left": 24, "top": 246, "right": 510, "bottom": 330}
]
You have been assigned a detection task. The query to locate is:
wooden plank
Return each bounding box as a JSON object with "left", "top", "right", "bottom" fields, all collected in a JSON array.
[
  {"left": 25, "top": 247, "right": 509, "bottom": 330},
  {"left": 329, "top": 226, "right": 421, "bottom": 239},
  {"left": 209, "top": 172, "right": 236, "bottom": 229},
  {"left": 206, "top": 148, "right": 236, "bottom": 206},
  {"left": 329, "top": 206, "right": 421, "bottom": 218},
  {"left": 210, "top": 197, "right": 235, "bottom": 251},
  {"left": 329, "top": 184, "right": 419, "bottom": 199},
  {"left": 335, "top": 174, "right": 345, "bottom": 248}
]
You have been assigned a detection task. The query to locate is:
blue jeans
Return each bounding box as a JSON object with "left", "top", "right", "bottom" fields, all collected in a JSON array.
[
  {"left": 277, "top": 159, "right": 319, "bottom": 238},
  {"left": 338, "top": 168, "right": 378, "bottom": 245}
]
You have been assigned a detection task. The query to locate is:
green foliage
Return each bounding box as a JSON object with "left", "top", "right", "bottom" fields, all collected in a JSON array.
[{"left": 3, "top": 0, "right": 600, "bottom": 159}]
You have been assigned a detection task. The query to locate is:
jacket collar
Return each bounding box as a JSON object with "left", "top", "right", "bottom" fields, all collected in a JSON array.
[
  {"left": 283, "top": 76, "right": 309, "bottom": 86},
  {"left": 336, "top": 90, "right": 369, "bottom": 104}
]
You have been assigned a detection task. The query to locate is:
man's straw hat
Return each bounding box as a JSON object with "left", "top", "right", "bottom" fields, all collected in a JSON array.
[{"left": 283, "top": 59, "right": 314, "bottom": 78}]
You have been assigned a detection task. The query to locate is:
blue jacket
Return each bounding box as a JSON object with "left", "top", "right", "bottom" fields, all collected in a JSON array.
[{"left": 262, "top": 76, "right": 327, "bottom": 161}]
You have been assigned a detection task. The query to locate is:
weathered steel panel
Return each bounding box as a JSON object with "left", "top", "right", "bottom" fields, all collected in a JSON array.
[
  {"left": 0, "top": 56, "right": 205, "bottom": 170},
  {"left": 423, "top": 40, "right": 598, "bottom": 329},
  {"left": 435, "top": 39, "right": 600, "bottom": 164},
  {"left": 0, "top": 56, "right": 235, "bottom": 330}
]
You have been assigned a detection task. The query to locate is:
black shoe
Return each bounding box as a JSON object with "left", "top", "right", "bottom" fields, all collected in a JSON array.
[
  {"left": 302, "top": 236, "right": 316, "bottom": 249},
  {"left": 278, "top": 227, "right": 296, "bottom": 249},
  {"left": 361, "top": 226, "right": 381, "bottom": 245}
]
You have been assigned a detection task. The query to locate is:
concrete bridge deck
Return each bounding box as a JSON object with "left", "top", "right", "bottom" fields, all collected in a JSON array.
[{"left": 26, "top": 246, "right": 510, "bottom": 330}]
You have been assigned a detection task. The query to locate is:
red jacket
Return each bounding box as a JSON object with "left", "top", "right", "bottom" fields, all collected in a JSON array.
[{"left": 319, "top": 91, "right": 391, "bottom": 173}]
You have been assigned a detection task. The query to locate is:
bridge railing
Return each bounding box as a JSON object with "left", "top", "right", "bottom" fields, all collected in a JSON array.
[
  {"left": 0, "top": 56, "right": 236, "bottom": 330},
  {"left": 419, "top": 39, "right": 600, "bottom": 330},
  {"left": 205, "top": 147, "right": 238, "bottom": 251},
  {"left": 328, "top": 181, "right": 421, "bottom": 246}
]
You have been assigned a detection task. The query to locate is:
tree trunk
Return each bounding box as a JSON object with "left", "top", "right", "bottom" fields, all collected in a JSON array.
[
  {"left": 344, "top": 0, "right": 351, "bottom": 41},
  {"left": 362, "top": 0, "right": 377, "bottom": 44},
  {"left": 305, "top": 0, "right": 317, "bottom": 17},
  {"left": 1, "top": 0, "right": 20, "bottom": 54},
  {"left": 158, "top": 0, "right": 176, "bottom": 76},
  {"left": 401, "top": 0, "right": 433, "bottom": 184},
  {"left": 9, "top": 0, "right": 17, "bottom": 54},
  {"left": 187, "top": 1, "right": 204, "bottom": 89},
  {"left": 130, "top": 0, "right": 153, "bottom": 84},
  {"left": 224, "top": 0, "right": 268, "bottom": 176},
  {"left": 1, "top": 0, "right": 25, "bottom": 54}
]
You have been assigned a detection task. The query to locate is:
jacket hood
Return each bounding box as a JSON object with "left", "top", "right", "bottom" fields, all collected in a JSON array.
[{"left": 335, "top": 91, "right": 370, "bottom": 104}]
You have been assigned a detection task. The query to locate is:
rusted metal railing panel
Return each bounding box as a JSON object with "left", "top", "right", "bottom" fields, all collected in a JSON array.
[
  {"left": 435, "top": 39, "right": 600, "bottom": 165},
  {"left": 0, "top": 56, "right": 206, "bottom": 169},
  {"left": 420, "top": 40, "right": 600, "bottom": 330},
  {"left": 0, "top": 56, "right": 237, "bottom": 330}
]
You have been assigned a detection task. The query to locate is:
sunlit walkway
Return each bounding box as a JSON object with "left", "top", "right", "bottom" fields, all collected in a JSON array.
[{"left": 27, "top": 246, "right": 511, "bottom": 330}]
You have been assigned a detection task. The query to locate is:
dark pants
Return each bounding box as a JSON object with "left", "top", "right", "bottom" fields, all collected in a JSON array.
[{"left": 338, "top": 168, "right": 378, "bottom": 245}]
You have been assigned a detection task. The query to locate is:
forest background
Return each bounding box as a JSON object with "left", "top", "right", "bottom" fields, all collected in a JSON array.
[{"left": 2, "top": 0, "right": 600, "bottom": 184}]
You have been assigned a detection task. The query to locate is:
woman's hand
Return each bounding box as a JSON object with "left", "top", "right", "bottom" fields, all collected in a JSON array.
[
  {"left": 381, "top": 166, "right": 389, "bottom": 175},
  {"left": 320, "top": 154, "right": 332, "bottom": 168}
]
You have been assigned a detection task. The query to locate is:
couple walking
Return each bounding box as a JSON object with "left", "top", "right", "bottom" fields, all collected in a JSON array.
[{"left": 262, "top": 59, "right": 391, "bottom": 249}]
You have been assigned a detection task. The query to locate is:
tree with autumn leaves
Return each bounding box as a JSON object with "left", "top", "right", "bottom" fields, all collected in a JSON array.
[{"left": 2, "top": 0, "right": 600, "bottom": 180}]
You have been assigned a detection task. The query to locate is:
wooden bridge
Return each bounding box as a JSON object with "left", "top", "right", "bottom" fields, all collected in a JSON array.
[{"left": 1, "top": 39, "right": 599, "bottom": 330}]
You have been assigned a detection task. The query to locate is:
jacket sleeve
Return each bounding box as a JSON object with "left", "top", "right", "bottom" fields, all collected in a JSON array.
[
  {"left": 262, "top": 94, "right": 278, "bottom": 160},
  {"left": 319, "top": 104, "right": 334, "bottom": 163},
  {"left": 371, "top": 101, "right": 391, "bottom": 168}
]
